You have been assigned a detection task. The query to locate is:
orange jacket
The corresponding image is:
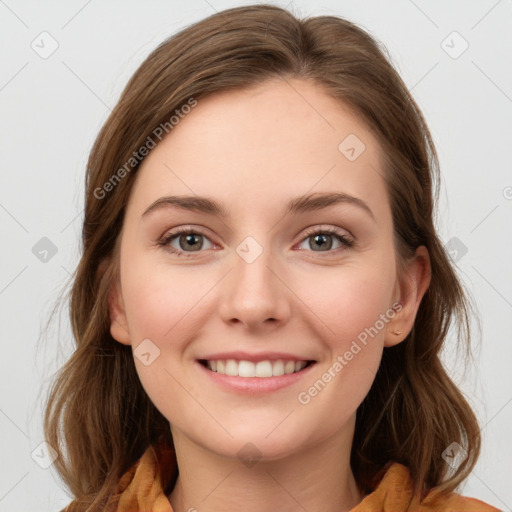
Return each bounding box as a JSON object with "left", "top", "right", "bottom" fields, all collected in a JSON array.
[{"left": 64, "top": 442, "right": 500, "bottom": 512}]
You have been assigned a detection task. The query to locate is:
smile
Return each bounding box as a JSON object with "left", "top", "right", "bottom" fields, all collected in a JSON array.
[{"left": 199, "top": 359, "right": 314, "bottom": 378}]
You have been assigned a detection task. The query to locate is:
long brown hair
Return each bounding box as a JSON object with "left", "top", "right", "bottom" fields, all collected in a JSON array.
[{"left": 44, "top": 4, "right": 481, "bottom": 510}]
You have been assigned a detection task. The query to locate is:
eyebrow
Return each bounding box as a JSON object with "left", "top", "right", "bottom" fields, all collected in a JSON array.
[{"left": 142, "top": 192, "right": 375, "bottom": 221}]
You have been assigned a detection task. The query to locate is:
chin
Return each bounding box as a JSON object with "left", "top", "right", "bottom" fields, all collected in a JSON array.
[{"left": 193, "top": 421, "right": 317, "bottom": 462}]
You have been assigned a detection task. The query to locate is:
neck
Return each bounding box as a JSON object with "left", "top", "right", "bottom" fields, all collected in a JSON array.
[{"left": 168, "top": 417, "right": 364, "bottom": 512}]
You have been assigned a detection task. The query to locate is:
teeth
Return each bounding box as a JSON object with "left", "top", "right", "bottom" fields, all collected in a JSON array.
[
  {"left": 239, "top": 360, "right": 255, "bottom": 377},
  {"left": 285, "top": 361, "right": 295, "bottom": 373},
  {"left": 225, "top": 359, "right": 238, "bottom": 376},
  {"left": 272, "top": 360, "right": 284, "bottom": 376},
  {"left": 205, "top": 359, "right": 308, "bottom": 377}
]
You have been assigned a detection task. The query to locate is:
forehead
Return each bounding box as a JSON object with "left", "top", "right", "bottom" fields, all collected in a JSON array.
[{"left": 126, "top": 77, "right": 390, "bottom": 222}]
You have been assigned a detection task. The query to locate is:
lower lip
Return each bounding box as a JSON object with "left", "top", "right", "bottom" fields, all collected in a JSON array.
[{"left": 196, "top": 361, "right": 316, "bottom": 394}]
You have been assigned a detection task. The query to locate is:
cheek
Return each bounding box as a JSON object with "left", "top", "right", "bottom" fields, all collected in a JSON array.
[
  {"left": 299, "top": 264, "right": 395, "bottom": 346},
  {"left": 122, "top": 252, "right": 395, "bottom": 366},
  {"left": 121, "top": 259, "right": 208, "bottom": 342},
  {"left": 119, "top": 259, "right": 210, "bottom": 420},
  {"left": 292, "top": 267, "right": 393, "bottom": 411}
]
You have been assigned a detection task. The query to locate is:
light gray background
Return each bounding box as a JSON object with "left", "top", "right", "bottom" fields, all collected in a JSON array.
[{"left": 1, "top": 1, "right": 511, "bottom": 511}]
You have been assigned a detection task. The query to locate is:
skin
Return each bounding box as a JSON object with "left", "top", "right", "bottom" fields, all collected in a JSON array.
[{"left": 108, "top": 77, "right": 431, "bottom": 512}]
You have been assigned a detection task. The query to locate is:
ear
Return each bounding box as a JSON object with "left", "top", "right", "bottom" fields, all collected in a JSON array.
[
  {"left": 385, "top": 245, "right": 431, "bottom": 347},
  {"left": 103, "top": 262, "right": 131, "bottom": 346}
]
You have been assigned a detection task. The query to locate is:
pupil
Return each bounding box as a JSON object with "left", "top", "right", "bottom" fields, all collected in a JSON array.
[
  {"left": 182, "top": 233, "right": 202, "bottom": 251},
  {"left": 313, "top": 234, "right": 332, "bottom": 251}
]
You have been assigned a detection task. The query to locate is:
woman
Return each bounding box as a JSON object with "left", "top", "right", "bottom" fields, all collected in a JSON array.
[{"left": 45, "top": 4, "right": 499, "bottom": 511}]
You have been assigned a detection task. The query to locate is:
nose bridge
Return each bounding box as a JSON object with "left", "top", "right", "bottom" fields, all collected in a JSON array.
[{"left": 220, "top": 234, "right": 289, "bottom": 326}]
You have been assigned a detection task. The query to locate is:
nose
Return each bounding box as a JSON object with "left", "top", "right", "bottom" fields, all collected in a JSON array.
[{"left": 218, "top": 239, "right": 291, "bottom": 331}]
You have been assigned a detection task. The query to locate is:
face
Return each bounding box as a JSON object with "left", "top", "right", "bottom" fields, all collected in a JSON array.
[{"left": 109, "top": 77, "right": 429, "bottom": 461}]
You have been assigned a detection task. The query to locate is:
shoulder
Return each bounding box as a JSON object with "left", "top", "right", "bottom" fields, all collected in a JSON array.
[
  {"left": 421, "top": 489, "right": 502, "bottom": 511},
  {"left": 420, "top": 493, "right": 501, "bottom": 511},
  {"left": 353, "top": 463, "right": 501, "bottom": 512}
]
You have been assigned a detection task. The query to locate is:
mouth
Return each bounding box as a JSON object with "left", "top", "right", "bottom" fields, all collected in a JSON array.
[{"left": 198, "top": 358, "right": 316, "bottom": 378}]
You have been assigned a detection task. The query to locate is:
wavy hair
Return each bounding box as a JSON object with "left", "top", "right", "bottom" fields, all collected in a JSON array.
[{"left": 44, "top": 4, "right": 481, "bottom": 510}]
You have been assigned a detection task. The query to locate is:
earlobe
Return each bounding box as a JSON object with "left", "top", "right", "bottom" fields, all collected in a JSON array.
[
  {"left": 108, "top": 279, "right": 131, "bottom": 346},
  {"left": 385, "top": 245, "right": 431, "bottom": 347}
]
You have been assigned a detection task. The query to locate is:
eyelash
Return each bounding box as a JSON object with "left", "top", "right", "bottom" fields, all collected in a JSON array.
[{"left": 156, "top": 226, "right": 355, "bottom": 258}]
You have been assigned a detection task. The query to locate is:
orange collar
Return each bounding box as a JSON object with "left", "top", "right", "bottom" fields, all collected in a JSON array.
[{"left": 92, "top": 441, "right": 498, "bottom": 512}]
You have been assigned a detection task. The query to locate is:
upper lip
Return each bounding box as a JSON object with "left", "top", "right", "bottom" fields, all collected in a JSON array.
[{"left": 197, "top": 351, "right": 316, "bottom": 363}]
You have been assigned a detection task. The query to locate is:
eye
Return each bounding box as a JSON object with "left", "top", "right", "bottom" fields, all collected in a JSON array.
[
  {"left": 157, "top": 228, "right": 214, "bottom": 257},
  {"left": 157, "top": 225, "right": 355, "bottom": 258},
  {"left": 296, "top": 226, "right": 354, "bottom": 253}
]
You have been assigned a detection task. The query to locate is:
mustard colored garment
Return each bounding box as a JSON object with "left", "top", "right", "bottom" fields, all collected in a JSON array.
[{"left": 64, "top": 440, "right": 500, "bottom": 512}]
